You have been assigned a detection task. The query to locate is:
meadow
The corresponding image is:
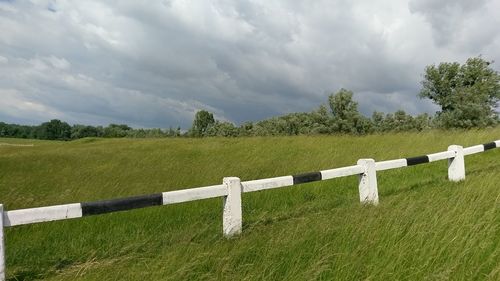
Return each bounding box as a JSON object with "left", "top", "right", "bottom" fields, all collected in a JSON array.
[{"left": 0, "top": 128, "right": 499, "bottom": 280}]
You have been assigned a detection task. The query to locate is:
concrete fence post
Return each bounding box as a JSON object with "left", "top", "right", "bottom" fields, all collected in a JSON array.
[
  {"left": 357, "top": 159, "right": 379, "bottom": 205},
  {"left": 448, "top": 145, "right": 465, "bottom": 182},
  {"left": 0, "top": 204, "right": 5, "bottom": 281},
  {"left": 222, "top": 177, "right": 242, "bottom": 238}
]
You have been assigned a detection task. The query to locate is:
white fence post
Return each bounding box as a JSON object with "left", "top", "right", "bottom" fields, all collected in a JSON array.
[
  {"left": 0, "top": 204, "right": 5, "bottom": 281},
  {"left": 448, "top": 145, "right": 465, "bottom": 182},
  {"left": 222, "top": 177, "right": 242, "bottom": 238},
  {"left": 357, "top": 159, "right": 379, "bottom": 205}
]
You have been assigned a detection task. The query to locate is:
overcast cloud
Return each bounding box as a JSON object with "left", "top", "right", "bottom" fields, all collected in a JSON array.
[{"left": 1, "top": 0, "right": 500, "bottom": 128}]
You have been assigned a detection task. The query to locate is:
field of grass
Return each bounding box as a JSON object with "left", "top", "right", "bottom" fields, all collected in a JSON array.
[{"left": 0, "top": 129, "right": 499, "bottom": 280}]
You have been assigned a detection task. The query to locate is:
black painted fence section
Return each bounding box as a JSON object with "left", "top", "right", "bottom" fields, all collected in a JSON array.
[
  {"left": 81, "top": 193, "right": 163, "bottom": 216},
  {"left": 405, "top": 155, "right": 430, "bottom": 166},
  {"left": 293, "top": 172, "right": 322, "bottom": 185},
  {"left": 483, "top": 142, "right": 497, "bottom": 151}
]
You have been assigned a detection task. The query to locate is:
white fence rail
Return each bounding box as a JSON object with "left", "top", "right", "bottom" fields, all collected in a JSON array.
[{"left": 0, "top": 140, "right": 499, "bottom": 280}]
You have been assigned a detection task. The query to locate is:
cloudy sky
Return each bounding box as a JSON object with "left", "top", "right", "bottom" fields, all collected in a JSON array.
[{"left": 1, "top": 0, "right": 500, "bottom": 128}]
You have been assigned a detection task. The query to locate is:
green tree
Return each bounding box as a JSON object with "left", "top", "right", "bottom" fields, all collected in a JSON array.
[
  {"left": 414, "top": 113, "right": 432, "bottom": 131},
  {"left": 36, "top": 119, "right": 71, "bottom": 140},
  {"left": 239, "top": 122, "right": 254, "bottom": 136},
  {"left": 71, "top": 125, "right": 101, "bottom": 139},
  {"left": 419, "top": 56, "right": 500, "bottom": 128},
  {"left": 393, "top": 110, "right": 414, "bottom": 132},
  {"left": 190, "top": 110, "right": 215, "bottom": 137},
  {"left": 0, "top": 122, "right": 35, "bottom": 138},
  {"left": 371, "top": 111, "right": 385, "bottom": 132},
  {"left": 309, "top": 105, "right": 332, "bottom": 134},
  {"left": 103, "top": 124, "right": 131, "bottom": 138},
  {"left": 205, "top": 121, "right": 239, "bottom": 137},
  {"left": 328, "top": 89, "right": 371, "bottom": 134}
]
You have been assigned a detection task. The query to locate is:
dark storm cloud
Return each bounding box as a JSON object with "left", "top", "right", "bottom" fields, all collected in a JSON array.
[
  {"left": 1, "top": 0, "right": 499, "bottom": 128},
  {"left": 409, "top": 0, "right": 500, "bottom": 51}
]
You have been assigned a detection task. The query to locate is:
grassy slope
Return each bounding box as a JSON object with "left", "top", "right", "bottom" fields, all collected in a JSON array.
[{"left": 0, "top": 129, "right": 499, "bottom": 280}]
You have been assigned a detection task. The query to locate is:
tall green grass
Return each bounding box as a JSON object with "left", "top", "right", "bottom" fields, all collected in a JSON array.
[{"left": 0, "top": 129, "right": 499, "bottom": 280}]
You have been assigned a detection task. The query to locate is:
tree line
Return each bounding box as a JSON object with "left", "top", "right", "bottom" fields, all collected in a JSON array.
[
  {"left": 189, "top": 90, "right": 433, "bottom": 137},
  {"left": 0, "top": 121, "right": 182, "bottom": 140},
  {"left": 1, "top": 56, "right": 498, "bottom": 140}
]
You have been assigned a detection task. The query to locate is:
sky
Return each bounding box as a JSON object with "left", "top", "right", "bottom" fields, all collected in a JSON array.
[{"left": 1, "top": 0, "right": 500, "bottom": 129}]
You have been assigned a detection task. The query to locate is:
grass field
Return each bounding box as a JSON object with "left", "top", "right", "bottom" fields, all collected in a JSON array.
[{"left": 1, "top": 129, "right": 499, "bottom": 280}]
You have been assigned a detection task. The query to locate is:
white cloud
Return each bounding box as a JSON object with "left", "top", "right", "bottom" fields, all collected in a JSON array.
[
  {"left": 0, "top": 89, "right": 62, "bottom": 121},
  {"left": 46, "top": 56, "right": 70, "bottom": 70}
]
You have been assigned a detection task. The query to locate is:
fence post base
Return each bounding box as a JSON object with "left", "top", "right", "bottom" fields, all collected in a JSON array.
[
  {"left": 222, "top": 177, "right": 242, "bottom": 238},
  {"left": 357, "top": 159, "right": 379, "bottom": 205},
  {"left": 448, "top": 145, "right": 465, "bottom": 182},
  {"left": 0, "top": 204, "right": 5, "bottom": 281}
]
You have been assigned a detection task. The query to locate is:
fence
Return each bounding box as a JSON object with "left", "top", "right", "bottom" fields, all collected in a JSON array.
[{"left": 0, "top": 140, "right": 499, "bottom": 279}]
